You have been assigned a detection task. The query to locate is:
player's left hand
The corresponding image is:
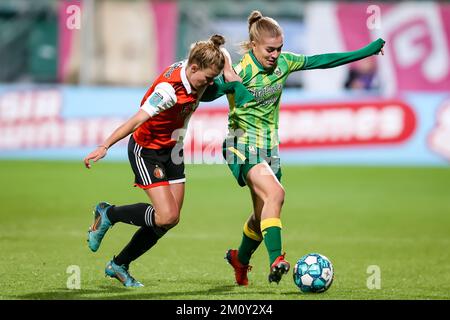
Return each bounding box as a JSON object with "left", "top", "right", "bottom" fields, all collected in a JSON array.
[{"left": 83, "top": 146, "right": 107, "bottom": 169}]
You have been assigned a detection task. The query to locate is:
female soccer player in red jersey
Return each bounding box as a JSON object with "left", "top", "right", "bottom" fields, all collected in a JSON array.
[{"left": 83, "top": 34, "right": 251, "bottom": 287}]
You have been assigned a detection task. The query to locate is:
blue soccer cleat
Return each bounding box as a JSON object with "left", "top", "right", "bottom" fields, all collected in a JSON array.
[
  {"left": 105, "top": 260, "right": 144, "bottom": 288},
  {"left": 87, "top": 202, "right": 113, "bottom": 252}
]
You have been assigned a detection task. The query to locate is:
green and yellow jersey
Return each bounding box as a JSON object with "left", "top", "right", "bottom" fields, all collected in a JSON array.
[
  {"left": 227, "top": 50, "right": 305, "bottom": 149},
  {"left": 226, "top": 38, "right": 385, "bottom": 150}
]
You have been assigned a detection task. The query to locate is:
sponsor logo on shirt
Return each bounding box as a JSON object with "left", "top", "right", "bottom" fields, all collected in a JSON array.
[
  {"left": 164, "top": 62, "right": 182, "bottom": 78},
  {"left": 149, "top": 92, "right": 163, "bottom": 107}
]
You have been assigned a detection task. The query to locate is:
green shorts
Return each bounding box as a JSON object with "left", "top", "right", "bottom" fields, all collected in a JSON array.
[{"left": 222, "top": 138, "right": 282, "bottom": 187}]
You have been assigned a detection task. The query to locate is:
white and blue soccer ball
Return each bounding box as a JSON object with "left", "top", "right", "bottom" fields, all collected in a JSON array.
[{"left": 293, "top": 253, "right": 334, "bottom": 293}]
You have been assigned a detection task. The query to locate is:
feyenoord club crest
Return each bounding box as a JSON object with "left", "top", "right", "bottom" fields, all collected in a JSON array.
[
  {"left": 153, "top": 166, "right": 165, "bottom": 179},
  {"left": 181, "top": 103, "right": 197, "bottom": 117}
]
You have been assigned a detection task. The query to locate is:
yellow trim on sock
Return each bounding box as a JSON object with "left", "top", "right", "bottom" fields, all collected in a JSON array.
[
  {"left": 227, "top": 147, "right": 246, "bottom": 162},
  {"left": 243, "top": 222, "right": 263, "bottom": 242},
  {"left": 260, "top": 218, "right": 282, "bottom": 232}
]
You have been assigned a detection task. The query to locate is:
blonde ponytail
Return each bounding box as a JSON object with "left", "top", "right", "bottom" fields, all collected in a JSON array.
[{"left": 240, "top": 10, "right": 283, "bottom": 53}]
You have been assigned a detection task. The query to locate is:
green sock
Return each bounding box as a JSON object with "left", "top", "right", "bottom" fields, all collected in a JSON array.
[
  {"left": 262, "top": 226, "right": 282, "bottom": 265},
  {"left": 237, "top": 233, "right": 262, "bottom": 265}
]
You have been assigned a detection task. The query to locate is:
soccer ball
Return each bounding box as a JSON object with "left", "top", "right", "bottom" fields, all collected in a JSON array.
[{"left": 293, "top": 253, "right": 334, "bottom": 293}]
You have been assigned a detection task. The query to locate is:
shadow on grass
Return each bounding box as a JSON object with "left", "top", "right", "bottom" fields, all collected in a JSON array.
[
  {"left": 12, "top": 284, "right": 279, "bottom": 300},
  {"left": 12, "top": 286, "right": 126, "bottom": 300}
]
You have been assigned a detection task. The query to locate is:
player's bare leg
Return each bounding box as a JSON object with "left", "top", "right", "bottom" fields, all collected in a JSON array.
[
  {"left": 144, "top": 184, "right": 183, "bottom": 230},
  {"left": 246, "top": 162, "right": 290, "bottom": 284}
]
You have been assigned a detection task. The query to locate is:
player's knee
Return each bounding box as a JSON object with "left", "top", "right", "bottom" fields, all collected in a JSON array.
[
  {"left": 158, "top": 209, "right": 181, "bottom": 229},
  {"left": 268, "top": 187, "right": 285, "bottom": 207},
  {"left": 166, "top": 215, "right": 180, "bottom": 229}
]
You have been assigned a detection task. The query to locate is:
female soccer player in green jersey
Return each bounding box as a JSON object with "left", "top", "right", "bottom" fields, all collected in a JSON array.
[{"left": 223, "top": 10, "right": 385, "bottom": 285}]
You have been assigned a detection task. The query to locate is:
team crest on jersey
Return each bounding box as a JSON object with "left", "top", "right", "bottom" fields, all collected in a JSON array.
[
  {"left": 274, "top": 67, "right": 282, "bottom": 76},
  {"left": 153, "top": 166, "right": 165, "bottom": 179},
  {"left": 181, "top": 103, "right": 197, "bottom": 116}
]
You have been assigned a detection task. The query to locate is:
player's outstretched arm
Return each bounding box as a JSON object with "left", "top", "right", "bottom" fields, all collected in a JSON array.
[
  {"left": 83, "top": 109, "right": 150, "bottom": 169},
  {"left": 302, "top": 38, "right": 385, "bottom": 70},
  {"left": 221, "top": 47, "right": 242, "bottom": 83}
]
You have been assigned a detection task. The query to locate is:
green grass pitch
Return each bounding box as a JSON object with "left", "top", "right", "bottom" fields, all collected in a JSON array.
[{"left": 0, "top": 160, "right": 449, "bottom": 300}]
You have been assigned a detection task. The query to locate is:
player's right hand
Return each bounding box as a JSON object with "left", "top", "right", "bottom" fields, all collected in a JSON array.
[
  {"left": 83, "top": 146, "right": 107, "bottom": 169},
  {"left": 224, "top": 70, "right": 242, "bottom": 83}
]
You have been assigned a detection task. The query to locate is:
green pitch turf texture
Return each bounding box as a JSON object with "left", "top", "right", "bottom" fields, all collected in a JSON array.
[{"left": 0, "top": 160, "right": 449, "bottom": 300}]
